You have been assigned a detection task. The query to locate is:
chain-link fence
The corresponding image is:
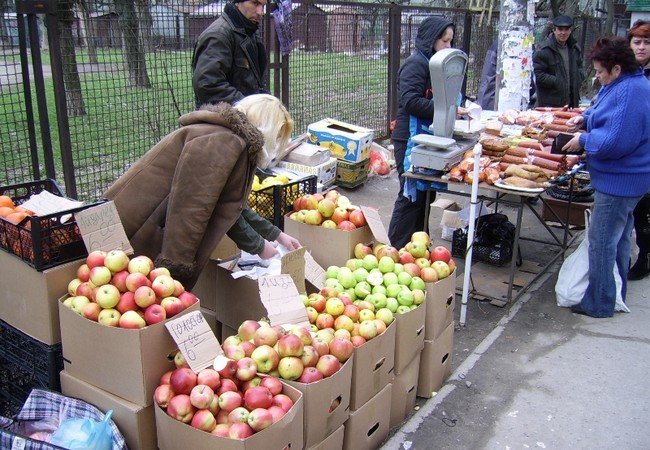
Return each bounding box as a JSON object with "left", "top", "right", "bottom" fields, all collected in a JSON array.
[{"left": 0, "top": 0, "right": 610, "bottom": 201}]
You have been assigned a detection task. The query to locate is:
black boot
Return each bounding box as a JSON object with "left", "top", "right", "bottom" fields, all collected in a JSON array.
[{"left": 628, "top": 253, "right": 650, "bottom": 280}]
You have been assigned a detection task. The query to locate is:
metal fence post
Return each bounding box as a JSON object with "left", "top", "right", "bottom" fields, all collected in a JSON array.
[{"left": 387, "top": 4, "right": 401, "bottom": 135}]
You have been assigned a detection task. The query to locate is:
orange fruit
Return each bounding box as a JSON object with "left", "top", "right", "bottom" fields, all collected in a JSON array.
[
  {"left": 0, "top": 206, "right": 14, "bottom": 218},
  {"left": 5, "top": 211, "right": 28, "bottom": 225},
  {"left": 0, "top": 195, "right": 14, "bottom": 208},
  {"left": 14, "top": 205, "right": 34, "bottom": 216}
]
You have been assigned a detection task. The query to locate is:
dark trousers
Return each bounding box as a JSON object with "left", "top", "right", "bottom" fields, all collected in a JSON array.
[
  {"left": 633, "top": 195, "right": 650, "bottom": 254},
  {"left": 387, "top": 139, "right": 434, "bottom": 249}
]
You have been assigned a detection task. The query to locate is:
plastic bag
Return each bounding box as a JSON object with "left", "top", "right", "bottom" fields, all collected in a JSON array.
[
  {"left": 368, "top": 142, "right": 392, "bottom": 176},
  {"left": 555, "top": 211, "right": 629, "bottom": 312},
  {"left": 49, "top": 411, "right": 113, "bottom": 450}
]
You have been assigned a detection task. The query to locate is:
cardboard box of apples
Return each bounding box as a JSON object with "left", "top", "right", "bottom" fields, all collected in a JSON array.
[
  {"left": 153, "top": 349, "right": 304, "bottom": 448},
  {"left": 58, "top": 249, "right": 200, "bottom": 406},
  {"left": 219, "top": 319, "right": 353, "bottom": 448}
]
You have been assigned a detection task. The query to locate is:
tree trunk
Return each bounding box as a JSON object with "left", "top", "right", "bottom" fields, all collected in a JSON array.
[
  {"left": 58, "top": 1, "right": 86, "bottom": 116},
  {"left": 0, "top": 0, "right": 10, "bottom": 47},
  {"left": 115, "top": 0, "right": 151, "bottom": 88},
  {"left": 495, "top": 0, "right": 535, "bottom": 111},
  {"left": 136, "top": 0, "right": 153, "bottom": 51},
  {"left": 603, "top": 0, "right": 615, "bottom": 37},
  {"left": 78, "top": 0, "right": 97, "bottom": 64}
]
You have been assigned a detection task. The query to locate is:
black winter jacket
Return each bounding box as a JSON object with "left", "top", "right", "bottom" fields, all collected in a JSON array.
[
  {"left": 533, "top": 34, "right": 584, "bottom": 107},
  {"left": 392, "top": 16, "right": 454, "bottom": 144},
  {"left": 192, "top": 3, "right": 268, "bottom": 107}
]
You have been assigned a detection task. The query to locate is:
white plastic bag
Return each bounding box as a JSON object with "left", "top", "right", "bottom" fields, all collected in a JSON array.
[{"left": 555, "top": 210, "right": 629, "bottom": 312}]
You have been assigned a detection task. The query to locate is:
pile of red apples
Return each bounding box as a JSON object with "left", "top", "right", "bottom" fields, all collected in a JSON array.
[
  {"left": 155, "top": 355, "right": 294, "bottom": 439},
  {"left": 219, "top": 320, "right": 350, "bottom": 384},
  {"left": 288, "top": 189, "right": 367, "bottom": 231},
  {"left": 63, "top": 249, "right": 198, "bottom": 328}
]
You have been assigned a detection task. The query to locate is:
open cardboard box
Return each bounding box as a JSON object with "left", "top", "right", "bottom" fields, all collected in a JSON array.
[
  {"left": 343, "top": 383, "right": 392, "bottom": 450},
  {"left": 155, "top": 382, "right": 304, "bottom": 450},
  {"left": 213, "top": 248, "right": 307, "bottom": 330},
  {"left": 60, "top": 370, "right": 156, "bottom": 450},
  {"left": 350, "top": 320, "right": 396, "bottom": 411},
  {"left": 389, "top": 353, "right": 420, "bottom": 429},
  {"left": 59, "top": 299, "right": 199, "bottom": 406},
  {"left": 417, "top": 321, "right": 454, "bottom": 398},
  {"left": 285, "top": 357, "right": 353, "bottom": 448},
  {"left": 307, "top": 118, "right": 374, "bottom": 163},
  {"left": 424, "top": 272, "right": 456, "bottom": 341},
  {"left": 393, "top": 302, "right": 425, "bottom": 376},
  {"left": 0, "top": 250, "right": 83, "bottom": 345}
]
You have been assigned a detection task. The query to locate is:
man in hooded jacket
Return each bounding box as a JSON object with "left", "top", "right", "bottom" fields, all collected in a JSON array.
[{"left": 388, "top": 15, "right": 455, "bottom": 249}]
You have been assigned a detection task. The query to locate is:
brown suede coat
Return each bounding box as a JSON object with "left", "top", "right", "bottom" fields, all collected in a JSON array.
[{"left": 104, "top": 103, "right": 263, "bottom": 289}]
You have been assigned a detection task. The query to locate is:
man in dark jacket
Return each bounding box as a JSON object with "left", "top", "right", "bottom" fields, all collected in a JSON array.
[
  {"left": 192, "top": 0, "right": 268, "bottom": 107},
  {"left": 533, "top": 15, "right": 584, "bottom": 107}
]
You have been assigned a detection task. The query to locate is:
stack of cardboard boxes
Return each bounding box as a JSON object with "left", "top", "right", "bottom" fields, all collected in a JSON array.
[{"left": 307, "top": 119, "right": 374, "bottom": 189}]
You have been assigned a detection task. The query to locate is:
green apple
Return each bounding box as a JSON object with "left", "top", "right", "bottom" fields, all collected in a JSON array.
[
  {"left": 354, "top": 281, "right": 371, "bottom": 299},
  {"left": 375, "top": 308, "right": 394, "bottom": 326},
  {"left": 382, "top": 272, "right": 399, "bottom": 287},
  {"left": 326, "top": 266, "right": 340, "bottom": 279},
  {"left": 352, "top": 267, "right": 369, "bottom": 283},
  {"left": 409, "top": 276, "right": 426, "bottom": 291},
  {"left": 397, "top": 271, "right": 413, "bottom": 286},
  {"left": 396, "top": 305, "right": 412, "bottom": 314},
  {"left": 378, "top": 256, "right": 395, "bottom": 274},
  {"left": 397, "top": 290, "right": 414, "bottom": 307},
  {"left": 393, "top": 263, "right": 404, "bottom": 274},
  {"left": 386, "top": 297, "right": 399, "bottom": 313},
  {"left": 336, "top": 267, "right": 357, "bottom": 289},
  {"left": 362, "top": 254, "right": 379, "bottom": 271}
]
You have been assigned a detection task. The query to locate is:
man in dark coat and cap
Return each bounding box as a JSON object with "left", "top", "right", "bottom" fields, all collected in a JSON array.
[{"left": 533, "top": 15, "right": 585, "bottom": 107}]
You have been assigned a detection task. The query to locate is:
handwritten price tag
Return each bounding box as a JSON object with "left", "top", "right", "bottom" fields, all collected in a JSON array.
[
  {"left": 165, "top": 310, "right": 221, "bottom": 373},
  {"left": 75, "top": 202, "right": 133, "bottom": 254},
  {"left": 258, "top": 274, "right": 309, "bottom": 328}
]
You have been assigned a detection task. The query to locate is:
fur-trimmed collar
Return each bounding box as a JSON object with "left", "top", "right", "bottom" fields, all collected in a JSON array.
[{"left": 178, "top": 103, "right": 264, "bottom": 158}]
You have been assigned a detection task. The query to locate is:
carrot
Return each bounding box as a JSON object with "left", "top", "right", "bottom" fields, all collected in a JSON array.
[
  {"left": 530, "top": 157, "right": 561, "bottom": 171},
  {"left": 542, "top": 123, "right": 571, "bottom": 132},
  {"left": 517, "top": 141, "right": 544, "bottom": 151},
  {"left": 530, "top": 150, "right": 565, "bottom": 162},
  {"left": 553, "top": 111, "right": 581, "bottom": 119},
  {"left": 501, "top": 154, "right": 527, "bottom": 165},
  {"left": 506, "top": 147, "right": 529, "bottom": 157}
]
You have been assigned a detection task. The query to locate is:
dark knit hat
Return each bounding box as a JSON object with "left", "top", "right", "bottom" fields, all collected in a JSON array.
[
  {"left": 552, "top": 15, "right": 574, "bottom": 27},
  {"left": 232, "top": 0, "right": 247, "bottom": 3}
]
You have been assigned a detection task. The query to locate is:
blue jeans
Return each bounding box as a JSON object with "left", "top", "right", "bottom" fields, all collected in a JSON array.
[{"left": 580, "top": 191, "right": 642, "bottom": 317}]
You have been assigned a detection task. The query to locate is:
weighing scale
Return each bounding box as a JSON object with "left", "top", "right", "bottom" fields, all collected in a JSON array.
[{"left": 410, "top": 48, "right": 476, "bottom": 172}]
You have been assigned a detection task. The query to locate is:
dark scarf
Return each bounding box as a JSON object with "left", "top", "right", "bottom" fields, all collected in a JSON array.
[{"left": 224, "top": 2, "right": 267, "bottom": 82}]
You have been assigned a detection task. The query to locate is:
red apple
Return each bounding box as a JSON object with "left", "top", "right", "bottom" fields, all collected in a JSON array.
[
  {"left": 300, "top": 345, "right": 320, "bottom": 368},
  {"left": 277, "top": 334, "right": 304, "bottom": 358},
  {"left": 213, "top": 355, "right": 237, "bottom": 379},
  {"left": 151, "top": 274, "right": 176, "bottom": 298},
  {"left": 431, "top": 245, "right": 452, "bottom": 263},
  {"left": 134, "top": 285, "right": 156, "bottom": 309},
  {"left": 197, "top": 368, "right": 221, "bottom": 391},
  {"left": 81, "top": 302, "right": 101, "bottom": 322},
  {"left": 268, "top": 405, "right": 286, "bottom": 424},
  {"left": 241, "top": 377, "right": 262, "bottom": 392},
  {"left": 97, "top": 308, "right": 120, "bottom": 327},
  {"left": 154, "top": 384, "right": 175, "bottom": 408},
  {"left": 244, "top": 386, "right": 273, "bottom": 410},
  {"left": 272, "top": 394, "right": 294, "bottom": 412},
  {"left": 127, "top": 255, "right": 153, "bottom": 276},
  {"left": 420, "top": 266, "right": 439, "bottom": 283},
  {"left": 349, "top": 210, "right": 367, "bottom": 228},
  {"left": 89, "top": 265, "right": 112, "bottom": 287},
  {"left": 217, "top": 390, "right": 243, "bottom": 412},
  {"left": 238, "top": 319, "right": 261, "bottom": 341},
  {"left": 76, "top": 264, "right": 91, "bottom": 282},
  {"left": 118, "top": 310, "right": 146, "bottom": 329},
  {"left": 160, "top": 296, "right": 184, "bottom": 318},
  {"left": 216, "top": 378, "right": 238, "bottom": 395},
  {"left": 228, "top": 406, "right": 250, "bottom": 424},
  {"left": 316, "top": 354, "right": 341, "bottom": 377},
  {"left": 351, "top": 335, "right": 367, "bottom": 347},
  {"left": 228, "top": 422, "right": 254, "bottom": 440},
  {"left": 298, "top": 366, "right": 324, "bottom": 383},
  {"left": 253, "top": 326, "right": 279, "bottom": 347},
  {"left": 239, "top": 341, "right": 256, "bottom": 357},
  {"left": 115, "top": 291, "right": 137, "bottom": 314},
  {"left": 190, "top": 409, "right": 216, "bottom": 432},
  {"left": 337, "top": 220, "right": 356, "bottom": 231},
  {"left": 160, "top": 371, "right": 173, "bottom": 385},
  {"left": 167, "top": 394, "right": 196, "bottom": 423},
  {"left": 110, "top": 270, "right": 129, "bottom": 293},
  {"left": 211, "top": 423, "right": 231, "bottom": 437},
  {"left": 277, "top": 357, "right": 304, "bottom": 381},
  {"left": 86, "top": 250, "right": 106, "bottom": 269},
  {"left": 170, "top": 367, "right": 198, "bottom": 395},
  {"left": 104, "top": 249, "right": 130, "bottom": 273},
  {"left": 125, "top": 272, "right": 151, "bottom": 293},
  {"left": 178, "top": 291, "right": 198, "bottom": 309},
  {"left": 247, "top": 408, "right": 274, "bottom": 432},
  {"left": 259, "top": 376, "right": 283, "bottom": 396},
  {"left": 190, "top": 384, "right": 215, "bottom": 409},
  {"left": 329, "top": 337, "right": 354, "bottom": 363},
  {"left": 331, "top": 207, "right": 349, "bottom": 224},
  {"left": 235, "top": 357, "right": 258, "bottom": 381},
  {"left": 144, "top": 303, "right": 166, "bottom": 325}
]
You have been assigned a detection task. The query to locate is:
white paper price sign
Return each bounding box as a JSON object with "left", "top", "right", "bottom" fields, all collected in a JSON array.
[
  {"left": 258, "top": 274, "right": 309, "bottom": 328},
  {"left": 304, "top": 252, "right": 326, "bottom": 290},
  {"left": 75, "top": 201, "right": 133, "bottom": 254},
  {"left": 165, "top": 310, "right": 221, "bottom": 373},
  {"left": 360, "top": 205, "right": 390, "bottom": 245}
]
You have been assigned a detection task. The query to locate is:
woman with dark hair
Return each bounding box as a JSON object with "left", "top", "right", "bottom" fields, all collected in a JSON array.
[
  {"left": 627, "top": 20, "right": 650, "bottom": 280},
  {"left": 562, "top": 37, "right": 650, "bottom": 317}
]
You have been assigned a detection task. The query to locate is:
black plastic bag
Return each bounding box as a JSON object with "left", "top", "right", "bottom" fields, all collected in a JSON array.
[{"left": 475, "top": 213, "right": 515, "bottom": 247}]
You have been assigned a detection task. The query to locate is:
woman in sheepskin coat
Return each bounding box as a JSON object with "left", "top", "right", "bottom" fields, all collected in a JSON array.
[{"left": 104, "top": 95, "right": 297, "bottom": 289}]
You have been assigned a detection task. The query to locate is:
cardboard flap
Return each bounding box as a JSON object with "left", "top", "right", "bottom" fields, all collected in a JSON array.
[
  {"left": 304, "top": 252, "right": 326, "bottom": 290},
  {"left": 280, "top": 247, "right": 306, "bottom": 293},
  {"left": 75, "top": 201, "right": 133, "bottom": 254},
  {"left": 324, "top": 118, "right": 372, "bottom": 135},
  {"left": 258, "top": 274, "right": 309, "bottom": 328},
  {"left": 165, "top": 310, "right": 222, "bottom": 373},
  {"left": 360, "top": 206, "right": 389, "bottom": 245}
]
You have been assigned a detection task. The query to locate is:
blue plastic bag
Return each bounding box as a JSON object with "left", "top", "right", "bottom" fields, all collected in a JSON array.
[{"left": 50, "top": 410, "right": 113, "bottom": 450}]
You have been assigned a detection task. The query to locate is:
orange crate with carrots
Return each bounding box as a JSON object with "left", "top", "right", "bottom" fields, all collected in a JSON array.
[{"left": 0, "top": 179, "right": 103, "bottom": 271}]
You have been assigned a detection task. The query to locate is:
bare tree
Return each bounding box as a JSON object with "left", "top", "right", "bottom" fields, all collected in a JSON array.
[
  {"left": 58, "top": 0, "right": 87, "bottom": 116},
  {"left": 77, "top": 0, "right": 98, "bottom": 64},
  {"left": 115, "top": 0, "right": 151, "bottom": 87},
  {"left": 136, "top": 0, "right": 153, "bottom": 51}
]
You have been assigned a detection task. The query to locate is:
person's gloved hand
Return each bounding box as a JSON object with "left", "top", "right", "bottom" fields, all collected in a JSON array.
[
  {"left": 259, "top": 240, "right": 279, "bottom": 259},
  {"left": 276, "top": 232, "right": 301, "bottom": 251}
]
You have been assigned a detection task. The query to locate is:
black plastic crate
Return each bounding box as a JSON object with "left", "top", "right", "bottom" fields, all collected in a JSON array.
[
  {"left": 451, "top": 228, "right": 513, "bottom": 266},
  {"left": 248, "top": 175, "right": 317, "bottom": 229},
  {"left": 0, "top": 320, "right": 63, "bottom": 411},
  {"left": 0, "top": 179, "right": 103, "bottom": 271}
]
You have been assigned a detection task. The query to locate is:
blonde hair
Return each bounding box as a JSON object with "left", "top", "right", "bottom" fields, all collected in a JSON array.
[{"left": 234, "top": 94, "right": 294, "bottom": 169}]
